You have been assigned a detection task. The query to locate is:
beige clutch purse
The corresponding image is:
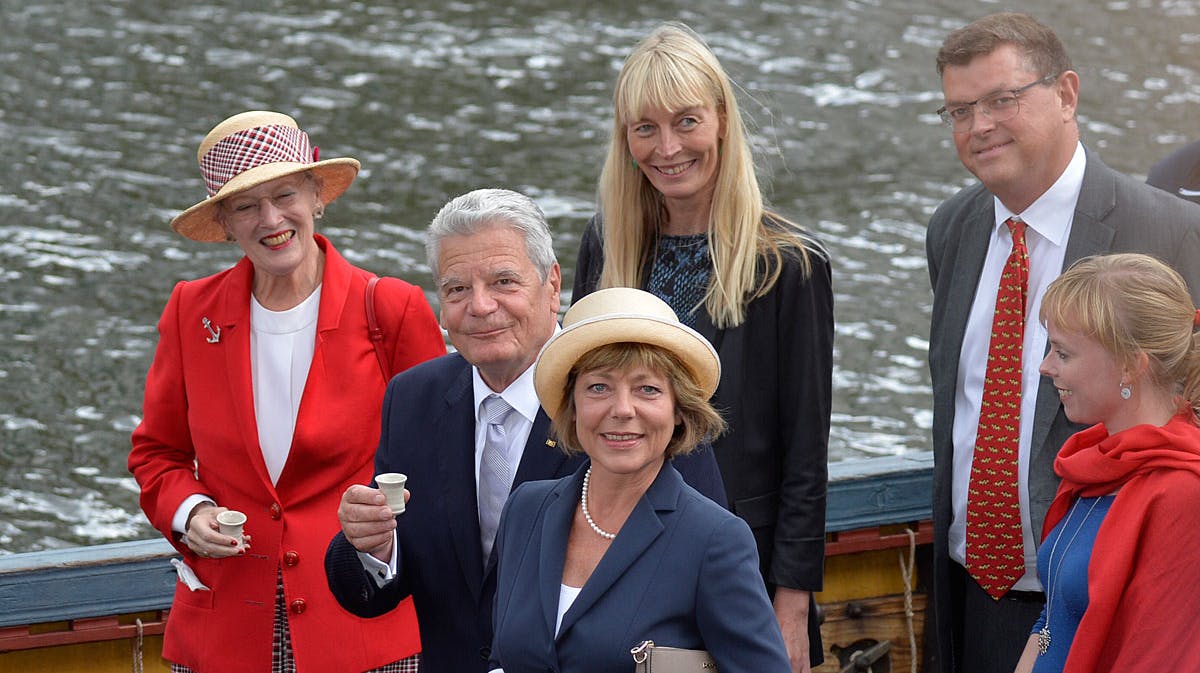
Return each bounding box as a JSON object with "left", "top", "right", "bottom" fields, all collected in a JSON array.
[{"left": 631, "top": 640, "right": 717, "bottom": 672}]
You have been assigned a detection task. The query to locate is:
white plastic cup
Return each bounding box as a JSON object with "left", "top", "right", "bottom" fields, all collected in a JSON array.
[
  {"left": 375, "top": 473, "right": 408, "bottom": 514},
  {"left": 216, "top": 510, "right": 247, "bottom": 546}
]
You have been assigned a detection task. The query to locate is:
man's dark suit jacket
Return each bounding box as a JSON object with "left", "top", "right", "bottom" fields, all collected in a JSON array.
[
  {"left": 926, "top": 148, "right": 1200, "bottom": 672},
  {"left": 324, "top": 352, "right": 727, "bottom": 673}
]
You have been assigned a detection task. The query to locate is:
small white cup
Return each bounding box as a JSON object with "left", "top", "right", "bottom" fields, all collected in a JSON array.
[
  {"left": 375, "top": 473, "right": 408, "bottom": 514},
  {"left": 216, "top": 510, "right": 247, "bottom": 546}
]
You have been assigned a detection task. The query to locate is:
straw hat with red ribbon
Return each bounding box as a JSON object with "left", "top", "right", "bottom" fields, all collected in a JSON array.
[
  {"left": 170, "top": 110, "right": 360, "bottom": 242},
  {"left": 533, "top": 287, "right": 721, "bottom": 418}
]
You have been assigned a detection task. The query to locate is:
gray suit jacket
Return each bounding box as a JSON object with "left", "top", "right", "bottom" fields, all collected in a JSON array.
[{"left": 925, "top": 148, "right": 1200, "bottom": 672}]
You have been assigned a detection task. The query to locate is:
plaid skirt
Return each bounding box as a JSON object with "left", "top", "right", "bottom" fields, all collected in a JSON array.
[{"left": 170, "top": 570, "right": 419, "bottom": 673}]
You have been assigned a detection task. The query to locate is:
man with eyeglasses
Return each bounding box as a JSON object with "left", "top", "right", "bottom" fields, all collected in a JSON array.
[{"left": 924, "top": 12, "right": 1200, "bottom": 673}]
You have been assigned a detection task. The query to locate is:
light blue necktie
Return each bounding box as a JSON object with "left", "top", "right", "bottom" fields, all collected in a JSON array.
[{"left": 478, "top": 395, "right": 515, "bottom": 560}]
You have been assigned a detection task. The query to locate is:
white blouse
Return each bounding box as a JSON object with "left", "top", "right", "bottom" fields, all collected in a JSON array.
[{"left": 250, "top": 287, "right": 321, "bottom": 484}]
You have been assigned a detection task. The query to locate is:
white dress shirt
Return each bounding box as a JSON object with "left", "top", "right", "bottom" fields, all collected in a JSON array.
[{"left": 949, "top": 142, "right": 1085, "bottom": 591}]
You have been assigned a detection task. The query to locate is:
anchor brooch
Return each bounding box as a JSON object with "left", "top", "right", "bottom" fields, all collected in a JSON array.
[{"left": 202, "top": 317, "right": 221, "bottom": 344}]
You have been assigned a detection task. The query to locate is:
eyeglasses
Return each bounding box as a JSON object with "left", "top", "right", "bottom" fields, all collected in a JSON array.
[{"left": 936, "top": 74, "right": 1059, "bottom": 134}]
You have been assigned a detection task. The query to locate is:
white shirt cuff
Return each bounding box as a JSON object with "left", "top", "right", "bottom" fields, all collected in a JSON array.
[
  {"left": 172, "top": 494, "right": 216, "bottom": 535},
  {"left": 357, "top": 531, "right": 400, "bottom": 587}
]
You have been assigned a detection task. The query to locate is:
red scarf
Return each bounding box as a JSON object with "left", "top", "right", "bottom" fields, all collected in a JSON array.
[{"left": 1045, "top": 413, "right": 1200, "bottom": 673}]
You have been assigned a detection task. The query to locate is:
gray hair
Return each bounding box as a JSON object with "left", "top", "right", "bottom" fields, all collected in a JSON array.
[{"left": 425, "top": 188, "right": 557, "bottom": 281}]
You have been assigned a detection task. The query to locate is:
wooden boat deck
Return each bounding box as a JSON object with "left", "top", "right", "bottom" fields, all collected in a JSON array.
[{"left": 0, "top": 451, "right": 934, "bottom": 672}]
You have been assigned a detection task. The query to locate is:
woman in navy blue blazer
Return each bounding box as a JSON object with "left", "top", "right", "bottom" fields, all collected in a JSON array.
[{"left": 488, "top": 287, "right": 789, "bottom": 672}]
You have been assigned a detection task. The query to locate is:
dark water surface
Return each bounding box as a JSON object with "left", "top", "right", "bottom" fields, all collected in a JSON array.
[{"left": 2, "top": 0, "right": 1197, "bottom": 552}]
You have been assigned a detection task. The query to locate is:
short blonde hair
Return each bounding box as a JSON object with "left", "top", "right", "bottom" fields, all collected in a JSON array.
[
  {"left": 549, "top": 342, "right": 725, "bottom": 458},
  {"left": 1040, "top": 253, "right": 1200, "bottom": 422}
]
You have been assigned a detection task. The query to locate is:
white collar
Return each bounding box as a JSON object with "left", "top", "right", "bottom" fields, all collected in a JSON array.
[
  {"left": 993, "top": 140, "right": 1085, "bottom": 248},
  {"left": 472, "top": 362, "right": 540, "bottom": 426}
]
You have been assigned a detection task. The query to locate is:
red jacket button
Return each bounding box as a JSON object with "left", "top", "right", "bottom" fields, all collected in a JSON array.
[
  {"left": 290, "top": 599, "right": 306, "bottom": 614},
  {"left": 269, "top": 503, "right": 282, "bottom": 520},
  {"left": 283, "top": 551, "right": 299, "bottom": 567}
]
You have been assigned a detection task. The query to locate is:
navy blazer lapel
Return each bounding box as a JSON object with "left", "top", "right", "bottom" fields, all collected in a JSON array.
[
  {"left": 512, "top": 410, "right": 568, "bottom": 485},
  {"left": 557, "top": 463, "right": 679, "bottom": 637},
  {"left": 537, "top": 471, "right": 580, "bottom": 641},
  {"left": 434, "top": 360, "right": 487, "bottom": 602}
]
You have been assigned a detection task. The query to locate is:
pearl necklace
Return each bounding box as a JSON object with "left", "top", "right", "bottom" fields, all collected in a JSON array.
[
  {"left": 1037, "top": 496, "right": 1103, "bottom": 656},
  {"left": 581, "top": 466, "right": 616, "bottom": 540}
]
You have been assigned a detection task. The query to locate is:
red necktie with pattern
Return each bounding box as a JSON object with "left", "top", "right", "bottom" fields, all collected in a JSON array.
[{"left": 966, "top": 217, "right": 1029, "bottom": 599}]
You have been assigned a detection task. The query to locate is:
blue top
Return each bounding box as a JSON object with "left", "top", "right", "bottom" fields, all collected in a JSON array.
[
  {"left": 646, "top": 233, "right": 710, "bottom": 329},
  {"left": 1030, "top": 494, "right": 1115, "bottom": 673}
]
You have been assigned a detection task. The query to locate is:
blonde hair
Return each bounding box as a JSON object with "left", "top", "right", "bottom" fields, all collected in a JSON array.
[
  {"left": 549, "top": 342, "right": 726, "bottom": 458},
  {"left": 596, "top": 22, "right": 817, "bottom": 328},
  {"left": 1040, "top": 253, "right": 1200, "bottom": 423}
]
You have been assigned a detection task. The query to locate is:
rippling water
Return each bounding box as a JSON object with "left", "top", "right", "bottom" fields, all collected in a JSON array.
[{"left": 1, "top": 0, "right": 1197, "bottom": 552}]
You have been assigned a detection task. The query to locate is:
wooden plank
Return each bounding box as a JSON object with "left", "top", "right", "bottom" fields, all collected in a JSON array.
[
  {"left": 0, "top": 541, "right": 177, "bottom": 628},
  {"left": 826, "top": 521, "right": 933, "bottom": 556},
  {"left": 0, "top": 613, "right": 167, "bottom": 652},
  {"left": 826, "top": 452, "right": 934, "bottom": 532},
  {"left": 0, "top": 634, "right": 170, "bottom": 673}
]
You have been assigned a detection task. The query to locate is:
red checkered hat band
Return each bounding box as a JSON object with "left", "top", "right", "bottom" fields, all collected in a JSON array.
[{"left": 200, "top": 124, "right": 315, "bottom": 196}]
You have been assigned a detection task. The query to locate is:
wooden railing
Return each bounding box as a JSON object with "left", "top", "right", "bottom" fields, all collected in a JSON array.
[{"left": 0, "top": 451, "right": 934, "bottom": 656}]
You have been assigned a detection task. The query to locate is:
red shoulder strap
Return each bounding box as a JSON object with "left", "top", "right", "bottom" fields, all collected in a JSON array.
[{"left": 365, "top": 276, "right": 388, "bottom": 379}]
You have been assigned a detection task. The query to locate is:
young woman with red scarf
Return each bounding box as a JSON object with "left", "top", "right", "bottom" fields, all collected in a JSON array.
[{"left": 1014, "top": 253, "right": 1200, "bottom": 673}]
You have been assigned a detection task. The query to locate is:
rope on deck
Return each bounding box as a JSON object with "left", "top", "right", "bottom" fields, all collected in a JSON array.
[
  {"left": 899, "top": 528, "right": 918, "bottom": 673},
  {"left": 132, "top": 618, "right": 144, "bottom": 673}
]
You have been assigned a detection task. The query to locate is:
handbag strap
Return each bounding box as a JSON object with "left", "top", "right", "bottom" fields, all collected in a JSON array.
[{"left": 365, "top": 275, "right": 388, "bottom": 379}]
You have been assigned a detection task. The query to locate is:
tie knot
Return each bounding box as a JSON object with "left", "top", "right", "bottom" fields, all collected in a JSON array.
[
  {"left": 1006, "top": 217, "right": 1027, "bottom": 242},
  {"left": 482, "top": 395, "right": 513, "bottom": 427}
]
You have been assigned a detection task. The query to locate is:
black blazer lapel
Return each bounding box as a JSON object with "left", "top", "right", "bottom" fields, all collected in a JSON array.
[
  {"left": 434, "top": 362, "right": 487, "bottom": 602},
  {"left": 692, "top": 306, "right": 723, "bottom": 353}
]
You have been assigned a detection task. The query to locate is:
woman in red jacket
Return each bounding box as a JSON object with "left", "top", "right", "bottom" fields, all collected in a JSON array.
[
  {"left": 1015, "top": 253, "right": 1200, "bottom": 673},
  {"left": 129, "top": 110, "right": 446, "bottom": 672}
]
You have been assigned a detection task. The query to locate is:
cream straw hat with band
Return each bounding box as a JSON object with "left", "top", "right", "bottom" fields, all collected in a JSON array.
[
  {"left": 170, "top": 110, "right": 361, "bottom": 242},
  {"left": 534, "top": 287, "right": 721, "bottom": 418}
]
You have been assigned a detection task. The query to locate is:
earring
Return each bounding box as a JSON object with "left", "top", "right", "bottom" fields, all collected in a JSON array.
[
  {"left": 630, "top": 159, "right": 638, "bottom": 169},
  {"left": 314, "top": 207, "right": 325, "bottom": 220},
  {"left": 1120, "top": 382, "right": 1132, "bottom": 400}
]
